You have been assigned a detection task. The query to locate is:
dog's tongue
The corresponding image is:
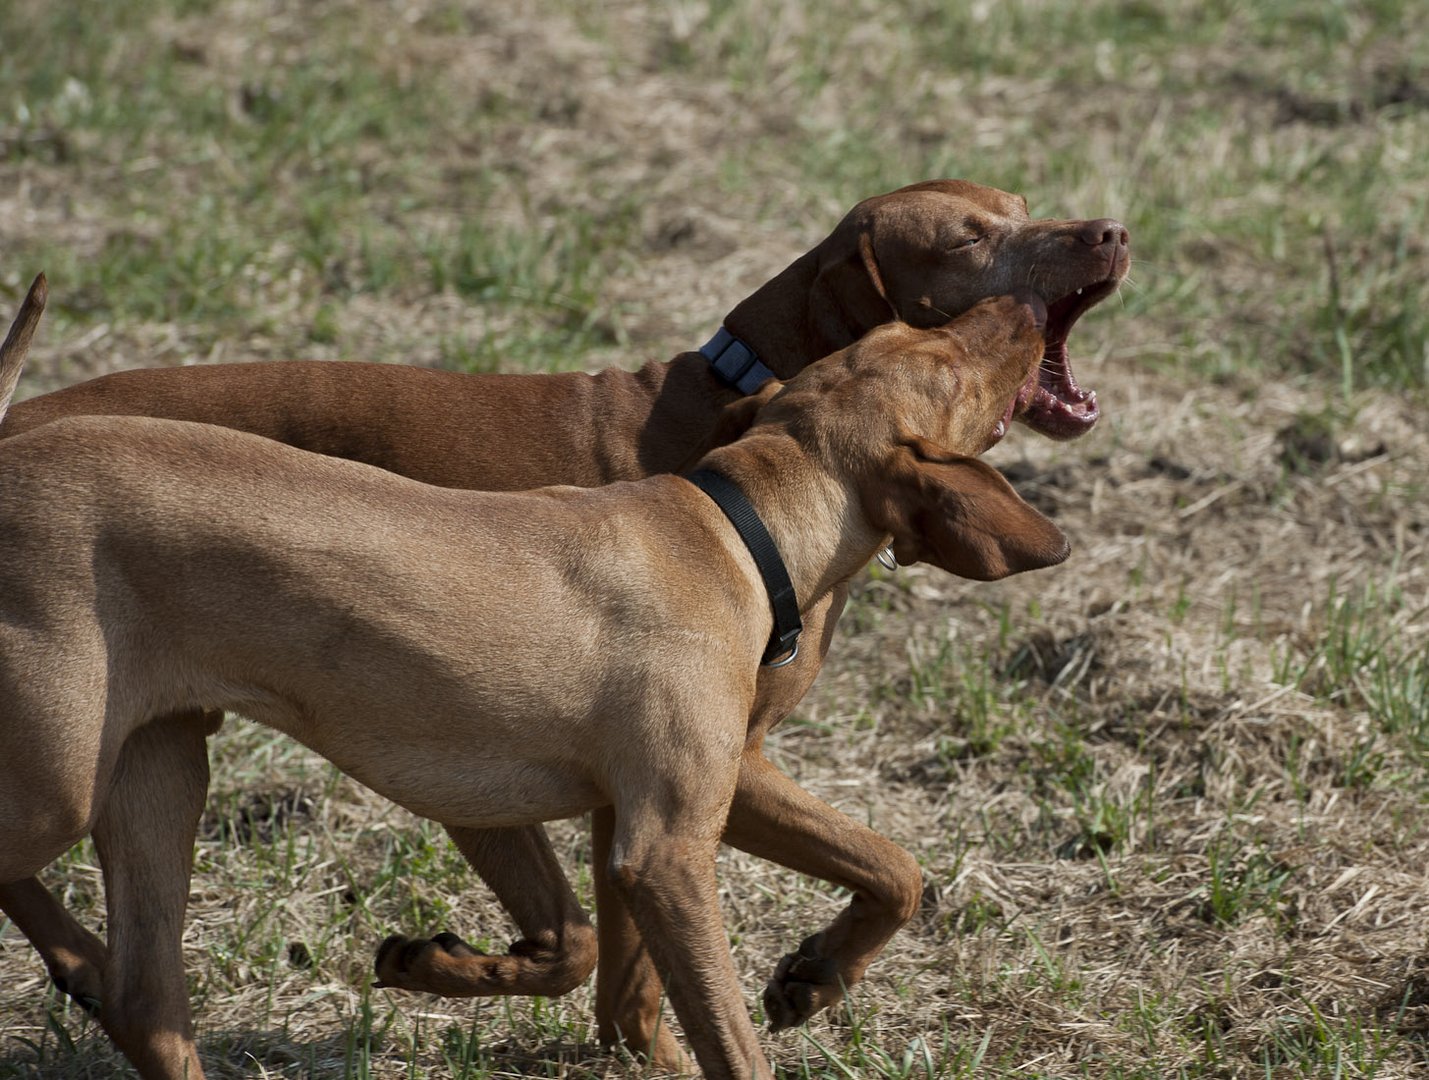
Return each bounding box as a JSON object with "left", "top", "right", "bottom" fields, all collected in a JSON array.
[
  {"left": 1014, "top": 340, "right": 1099, "bottom": 440},
  {"left": 1013, "top": 285, "right": 1108, "bottom": 440}
]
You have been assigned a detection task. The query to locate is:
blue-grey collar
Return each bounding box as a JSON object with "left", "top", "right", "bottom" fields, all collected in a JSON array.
[{"left": 700, "top": 327, "right": 777, "bottom": 396}]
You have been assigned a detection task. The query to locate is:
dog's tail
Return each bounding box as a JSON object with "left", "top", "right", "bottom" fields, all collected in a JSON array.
[{"left": 0, "top": 273, "right": 47, "bottom": 426}]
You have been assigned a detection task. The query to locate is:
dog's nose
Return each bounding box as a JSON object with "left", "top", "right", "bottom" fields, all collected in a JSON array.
[{"left": 1077, "top": 219, "right": 1130, "bottom": 249}]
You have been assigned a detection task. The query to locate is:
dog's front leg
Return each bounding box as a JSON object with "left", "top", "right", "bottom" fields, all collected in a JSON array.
[
  {"left": 607, "top": 794, "right": 773, "bottom": 1080},
  {"left": 0, "top": 877, "right": 108, "bottom": 1011},
  {"left": 724, "top": 753, "right": 924, "bottom": 1032},
  {"left": 590, "top": 805, "right": 693, "bottom": 1072},
  {"left": 373, "top": 823, "right": 596, "bottom": 999}
]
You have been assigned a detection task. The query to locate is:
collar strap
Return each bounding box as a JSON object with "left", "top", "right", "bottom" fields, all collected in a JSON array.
[
  {"left": 700, "top": 327, "right": 778, "bottom": 396},
  {"left": 687, "top": 469, "right": 802, "bottom": 667}
]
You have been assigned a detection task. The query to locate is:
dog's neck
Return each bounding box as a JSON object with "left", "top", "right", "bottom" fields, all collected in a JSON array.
[
  {"left": 721, "top": 250, "right": 845, "bottom": 380},
  {"left": 693, "top": 432, "right": 885, "bottom": 615},
  {"left": 623, "top": 250, "right": 859, "bottom": 480}
]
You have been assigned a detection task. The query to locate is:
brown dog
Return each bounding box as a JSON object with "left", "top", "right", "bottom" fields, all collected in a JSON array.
[
  {"left": 0, "top": 179, "right": 1128, "bottom": 1068},
  {"left": 0, "top": 280, "right": 1066, "bottom": 1080}
]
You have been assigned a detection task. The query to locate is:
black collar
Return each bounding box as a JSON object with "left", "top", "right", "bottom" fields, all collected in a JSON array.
[
  {"left": 700, "top": 327, "right": 777, "bottom": 395},
  {"left": 686, "top": 469, "right": 802, "bottom": 667}
]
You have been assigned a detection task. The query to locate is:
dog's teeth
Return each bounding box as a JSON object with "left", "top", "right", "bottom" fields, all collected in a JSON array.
[{"left": 1076, "top": 287, "right": 1084, "bottom": 295}]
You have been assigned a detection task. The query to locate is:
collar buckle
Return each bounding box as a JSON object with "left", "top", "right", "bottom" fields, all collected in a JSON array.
[{"left": 763, "top": 635, "right": 800, "bottom": 668}]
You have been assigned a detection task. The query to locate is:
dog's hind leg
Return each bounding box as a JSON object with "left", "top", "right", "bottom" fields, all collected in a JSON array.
[
  {"left": 90, "top": 712, "right": 214, "bottom": 1080},
  {"left": 1, "top": 706, "right": 221, "bottom": 1020},
  {"left": 373, "top": 823, "right": 597, "bottom": 999}
]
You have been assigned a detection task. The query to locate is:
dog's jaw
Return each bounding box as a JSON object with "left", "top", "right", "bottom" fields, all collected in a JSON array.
[{"left": 1013, "top": 276, "right": 1121, "bottom": 440}]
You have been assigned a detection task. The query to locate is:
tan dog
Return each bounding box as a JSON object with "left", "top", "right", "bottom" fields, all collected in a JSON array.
[
  {"left": 0, "top": 279, "right": 1067, "bottom": 1080},
  {"left": 0, "top": 179, "right": 1128, "bottom": 1068}
]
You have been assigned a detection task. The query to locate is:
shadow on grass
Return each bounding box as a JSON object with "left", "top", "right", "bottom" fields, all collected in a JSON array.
[{"left": 0, "top": 1011, "right": 623, "bottom": 1079}]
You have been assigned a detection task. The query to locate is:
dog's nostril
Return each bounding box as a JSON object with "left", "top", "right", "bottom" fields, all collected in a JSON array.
[{"left": 1078, "top": 219, "right": 1128, "bottom": 248}]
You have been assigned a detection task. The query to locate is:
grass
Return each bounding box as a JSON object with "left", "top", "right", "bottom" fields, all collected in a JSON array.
[
  {"left": 2, "top": 0, "right": 639, "bottom": 372},
  {"left": 2, "top": 0, "right": 1429, "bottom": 1076},
  {"left": 1274, "top": 574, "right": 1429, "bottom": 757},
  {"left": 7, "top": 0, "right": 1429, "bottom": 390}
]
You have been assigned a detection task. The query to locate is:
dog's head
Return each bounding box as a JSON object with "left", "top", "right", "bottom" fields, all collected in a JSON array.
[
  {"left": 780, "top": 178, "right": 1128, "bottom": 442},
  {"left": 722, "top": 293, "right": 1069, "bottom": 581}
]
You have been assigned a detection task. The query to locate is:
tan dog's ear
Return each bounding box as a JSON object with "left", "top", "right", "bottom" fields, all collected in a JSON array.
[
  {"left": 676, "top": 379, "right": 784, "bottom": 470},
  {"left": 809, "top": 229, "right": 898, "bottom": 350},
  {"left": 862, "top": 437, "right": 1069, "bottom": 580},
  {"left": 0, "top": 272, "right": 46, "bottom": 425}
]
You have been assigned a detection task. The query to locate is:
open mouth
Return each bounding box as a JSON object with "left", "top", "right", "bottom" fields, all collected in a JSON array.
[{"left": 1010, "top": 277, "right": 1118, "bottom": 440}]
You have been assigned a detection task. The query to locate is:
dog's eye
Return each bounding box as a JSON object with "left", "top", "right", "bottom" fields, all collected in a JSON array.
[{"left": 952, "top": 235, "right": 982, "bottom": 250}]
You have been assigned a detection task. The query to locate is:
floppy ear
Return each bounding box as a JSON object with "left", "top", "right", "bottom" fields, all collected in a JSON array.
[
  {"left": 675, "top": 378, "right": 784, "bottom": 470},
  {"left": 861, "top": 437, "right": 1070, "bottom": 580},
  {"left": 808, "top": 228, "right": 898, "bottom": 351}
]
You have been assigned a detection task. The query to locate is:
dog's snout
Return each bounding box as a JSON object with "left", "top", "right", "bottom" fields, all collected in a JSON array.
[{"left": 1077, "top": 219, "right": 1129, "bottom": 249}]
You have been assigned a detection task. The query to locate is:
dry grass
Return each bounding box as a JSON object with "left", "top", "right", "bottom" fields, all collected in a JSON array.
[{"left": 2, "top": 0, "right": 1428, "bottom": 1076}]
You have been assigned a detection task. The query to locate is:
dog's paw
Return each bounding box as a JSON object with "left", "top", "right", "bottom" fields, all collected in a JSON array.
[
  {"left": 373, "top": 931, "right": 486, "bottom": 993},
  {"left": 372, "top": 930, "right": 589, "bottom": 997},
  {"left": 762, "top": 938, "right": 843, "bottom": 1032},
  {"left": 43, "top": 944, "right": 107, "bottom": 1018},
  {"left": 50, "top": 971, "right": 103, "bottom": 1017}
]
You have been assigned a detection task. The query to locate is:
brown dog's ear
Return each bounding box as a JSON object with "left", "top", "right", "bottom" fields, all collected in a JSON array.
[
  {"left": 808, "top": 229, "right": 898, "bottom": 351},
  {"left": 862, "top": 437, "right": 1070, "bottom": 580},
  {"left": 675, "top": 379, "right": 784, "bottom": 470}
]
